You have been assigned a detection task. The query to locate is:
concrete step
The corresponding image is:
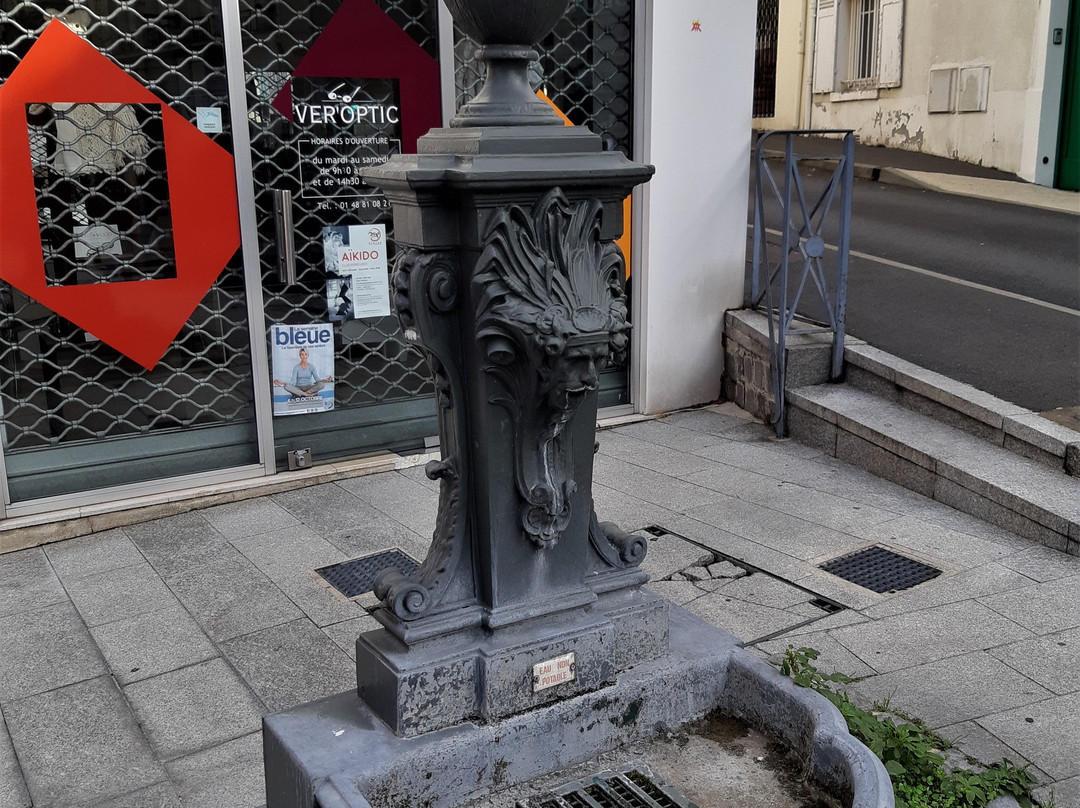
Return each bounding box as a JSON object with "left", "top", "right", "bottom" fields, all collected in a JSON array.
[
  {"left": 844, "top": 343, "right": 1080, "bottom": 476},
  {"left": 788, "top": 384, "right": 1080, "bottom": 556}
]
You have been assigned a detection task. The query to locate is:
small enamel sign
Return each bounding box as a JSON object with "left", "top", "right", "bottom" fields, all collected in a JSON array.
[{"left": 533, "top": 652, "right": 575, "bottom": 692}]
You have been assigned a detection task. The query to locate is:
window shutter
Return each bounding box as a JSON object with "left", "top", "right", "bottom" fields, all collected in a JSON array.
[
  {"left": 813, "top": 0, "right": 838, "bottom": 93},
  {"left": 878, "top": 0, "right": 904, "bottom": 87}
]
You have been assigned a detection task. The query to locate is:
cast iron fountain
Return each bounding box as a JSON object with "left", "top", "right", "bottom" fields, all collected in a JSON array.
[{"left": 262, "top": 2, "right": 893, "bottom": 805}]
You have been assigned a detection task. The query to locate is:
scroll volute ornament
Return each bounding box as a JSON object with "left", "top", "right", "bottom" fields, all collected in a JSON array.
[{"left": 475, "top": 188, "right": 628, "bottom": 549}]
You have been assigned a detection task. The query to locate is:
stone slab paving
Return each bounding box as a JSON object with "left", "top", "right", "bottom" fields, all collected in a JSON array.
[{"left": 0, "top": 402, "right": 1076, "bottom": 806}]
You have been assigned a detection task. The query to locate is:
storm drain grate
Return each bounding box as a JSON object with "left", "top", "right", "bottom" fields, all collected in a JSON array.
[
  {"left": 315, "top": 549, "right": 420, "bottom": 598},
  {"left": 818, "top": 545, "right": 941, "bottom": 594},
  {"left": 517, "top": 763, "right": 699, "bottom": 808}
]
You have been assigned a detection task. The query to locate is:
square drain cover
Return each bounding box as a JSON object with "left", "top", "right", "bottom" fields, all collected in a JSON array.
[
  {"left": 818, "top": 545, "right": 940, "bottom": 594},
  {"left": 315, "top": 549, "right": 419, "bottom": 598},
  {"left": 517, "top": 762, "right": 698, "bottom": 808}
]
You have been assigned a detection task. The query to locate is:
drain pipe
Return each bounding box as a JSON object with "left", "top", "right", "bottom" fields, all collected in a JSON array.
[{"left": 801, "top": 0, "right": 816, "bottom": 130}]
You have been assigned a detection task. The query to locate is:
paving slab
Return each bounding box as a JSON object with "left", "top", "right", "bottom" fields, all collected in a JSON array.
[
  {"left": 1034, "top": 774, "right": 1080, "bottom": 808},
  {"left": 3, "top": 676, "right": 165, "bottom": 807},
  {"left": 66, "top": 560, "right": 179, "bottom": 627},
  {"left": 592, "top": 452, "right": 730, "bottom": 513},
  {"left": 695, "top": 438, "right": 831, "bottom": 482},
  {"left": 200, "top": 497, "right": 304, "bottom": 541},
  {"left": 663, "top": 514, "right": 809, "bottom": 581},
  {"left": 89, "top": 605, "right": 218, "bottom": 685},
  {"left": 682, "top": 590, "right": 807, "bottom": 643},
  {"left": 605, "top": 417, "right": 729, "bottom": 453},
  {"left": 320, "top": 614, "right": 382, "bottom": 660},
  {"left": 44, "top": 527, "right": 146, "bottom": 583},
  {"left": 337, "top": 470, "right": 436, "bottom": 512},
  {"left": 977, "top": 573, "right": 1080, "bottom": 635},
  {"left": 644, "top": 579, "right": 705, "bottom": 606},
  {"left": 988, "top": 626, "right": 1080, "bottom": 696},
  {"left": 271, "top": 483, "right": 392, "bottom": 536},
  {"left": 998, "top": 544, "right": 1080, "bottom": 582},
  {"left": 859, "top": 562, "right": 1038, "bottom": 619},
  {"left": 683, "top": 463, "right": 904, "bottom": 537},
  {"left": 591, "top": 482, "right": 681, "bottom": 533},
  {"left": 847, "top": 651, "right": 1051, "bottom": 729},
  {"left": 124, "top": 511, "right": 235, "bottom": 578},
  {"left": 220, "top": 618, "right": 356, "bottom": 712},
  {"left": 0, "top": 601, "right": 106, "bottom": 702},
  {"left": 597, "top": 429, "right": 719, "bottom": 477},
  {"left": 936, "top": 720, "right": 1040, "bottom": 772},
  {"left": 829, "top": 599, "right": 1033, "bottom": 673},
  {"left": 0, "top": 704, "right": 29, "bottom": 808},
  {"left": 165, "top": 731, "right": 266, "bottom": 808},
  {"left": 163, "top": 549, "right": 303, "bottom": 642},
  {"left": 124, "top": 658, "right": 265, "bottom": 761},
  {"left": 755, "top": 629, "right": 879, "bottom": 679},
  {"left": 862, "top": 514, "right": 1017, "bottom": 569},
  {"left": 657, "top": 406, "right": 755, "bottom": 436},
  {"left": 93, "top": 781, "right": 183, "bottom": 808},
  {"left": 323, "top": 506, "right": 432, "bottom": 562},
  {"left": 977, "top": 691, "right": 1080, "bottom": 781},
  {"left": 0, "top": 547, "right": 67, "bottom": 619},
  {"left": 638, "top": 533, "right": 713, "bottom": 581},
  {"left": 686, "top": 495, "right": 864, "bottom": 562},
  {"left": 711, "top": 572, "right": 813, "bottom": 610}
]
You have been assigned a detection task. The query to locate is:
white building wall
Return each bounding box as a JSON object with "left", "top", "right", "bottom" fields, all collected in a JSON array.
[
  {"left": 807, "top": 0, "right": 1053, "bottom": 179},
  {"left": 636, "top": 0, "right": 756, "bottom": 414}
]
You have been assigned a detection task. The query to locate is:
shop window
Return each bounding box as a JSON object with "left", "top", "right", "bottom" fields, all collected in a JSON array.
[{"left": 26, "top": 101, "right": 177, "bottom": 286}]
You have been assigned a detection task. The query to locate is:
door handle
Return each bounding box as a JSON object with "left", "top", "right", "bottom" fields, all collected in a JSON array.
[{"left": 272, "top": 189, "right": 296, "bottom": 284}]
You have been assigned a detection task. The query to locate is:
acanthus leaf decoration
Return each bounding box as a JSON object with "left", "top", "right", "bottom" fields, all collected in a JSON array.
[{"left": 474, "top": 187, "right": 629, "bottom": 550}]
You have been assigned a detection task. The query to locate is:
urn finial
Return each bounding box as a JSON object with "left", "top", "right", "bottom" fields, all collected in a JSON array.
[{"left": 443, "top": 0, "right": 570, "bottom": 127}]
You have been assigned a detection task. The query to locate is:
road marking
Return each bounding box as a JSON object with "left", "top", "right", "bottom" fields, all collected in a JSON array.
[{"left": 754, "top": 226, "right": 1080, "bottom": 317}]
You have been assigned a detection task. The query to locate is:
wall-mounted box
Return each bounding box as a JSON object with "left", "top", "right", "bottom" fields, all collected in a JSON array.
[
  {"left": 957, "top": 65, "right": 990, "bottom": 113},
  {"left": 928, "top": 68, "right": 956, "bottom": 113}
]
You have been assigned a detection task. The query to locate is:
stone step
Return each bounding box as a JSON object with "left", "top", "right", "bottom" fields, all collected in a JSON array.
[
  {"left": 788, "top": 384, "right": 1080, "bottom": 556},
  {"left": 844, "top": 342, "right": 1080, "bottom": 476}
]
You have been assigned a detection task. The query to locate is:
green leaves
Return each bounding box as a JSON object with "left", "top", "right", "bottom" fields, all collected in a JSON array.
[{"left": 776, "top": 645, "right": 1044, "bottom": 808}]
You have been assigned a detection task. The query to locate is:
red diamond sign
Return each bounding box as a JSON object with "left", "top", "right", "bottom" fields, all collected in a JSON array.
[{"left": 0, "top": 21, "right": 240, "bottom": 370}]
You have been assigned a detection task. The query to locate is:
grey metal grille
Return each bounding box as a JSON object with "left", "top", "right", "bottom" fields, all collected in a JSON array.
[
  {"left": 753, "top": 0, "right": 779, "bottom": 117},
  {"left": 238, "top": 0, "right": 440, "bottom": 464},
  {"left": 316, "top": 549, "right": 420, "bottom": 598},
  {"left": 517, "top": 763, "right": 698, "bottom": 808},
  {"left": 454, "top": 0, "right": 635, "bottom": 408},
  {"left": 0, "top": 2, "right": 258, "bottom": 502},
  {"left": 818, "top": 545, "right": 941, "bottom": 594}
]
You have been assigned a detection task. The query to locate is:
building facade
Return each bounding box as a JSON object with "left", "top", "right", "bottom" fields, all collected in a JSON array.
[
  {"left": 0, "top": 0, "right": 755, "bottom": 542},
  {"left": 753, "top": 0, "right": 1080, "bottom": 189}
]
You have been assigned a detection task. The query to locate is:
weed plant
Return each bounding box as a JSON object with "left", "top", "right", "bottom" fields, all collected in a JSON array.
[{"left": 779, "top": 646, "right": 1047, "bottom": 808}]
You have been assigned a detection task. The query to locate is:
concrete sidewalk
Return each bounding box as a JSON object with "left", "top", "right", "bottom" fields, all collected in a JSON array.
[
  {"left": 757, "top": 132, "right": 1080, "bottom": 216},
  {"left": 1, "top": 403, "right": 1078, "bottom": 807}
]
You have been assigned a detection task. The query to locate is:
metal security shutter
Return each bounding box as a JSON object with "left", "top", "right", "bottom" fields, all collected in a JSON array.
[
  {"left": 0, "top": 2, "right": 259, "bottom": 504},
  {"left": 238, "top": 0, "right": 441, "bottom": 466}
]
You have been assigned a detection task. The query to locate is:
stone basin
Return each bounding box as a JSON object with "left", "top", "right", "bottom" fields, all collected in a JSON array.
[{"left": 263, "top": 606, "right": 893, "bottom": 808}]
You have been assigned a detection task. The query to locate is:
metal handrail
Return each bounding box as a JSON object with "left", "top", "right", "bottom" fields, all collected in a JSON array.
[{"left": 751, "top": 130, "right": 854, "bottom": 437}]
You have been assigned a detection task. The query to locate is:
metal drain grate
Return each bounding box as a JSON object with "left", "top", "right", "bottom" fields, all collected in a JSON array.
[
  {"left": 818, "top": 545, "right": 941, "bottom": 594},
  {"left": 517, "top": 763, "right": 698, "bottom": 808},
  {"left": 315, "top": 549, "right": 420, "bottom": 598}
]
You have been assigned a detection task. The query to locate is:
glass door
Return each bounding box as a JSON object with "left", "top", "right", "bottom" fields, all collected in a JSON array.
[
  {"left": 0, "top": 1, "right": 261, "bottom": 507},
  {"left": 236, "top": 0, "right": 443, "bottom": 468}
]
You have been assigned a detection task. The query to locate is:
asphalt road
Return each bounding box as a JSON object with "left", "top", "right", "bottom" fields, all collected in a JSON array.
[{"left": 748, "top": 170, "right": 1080, "bottom": 412}]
